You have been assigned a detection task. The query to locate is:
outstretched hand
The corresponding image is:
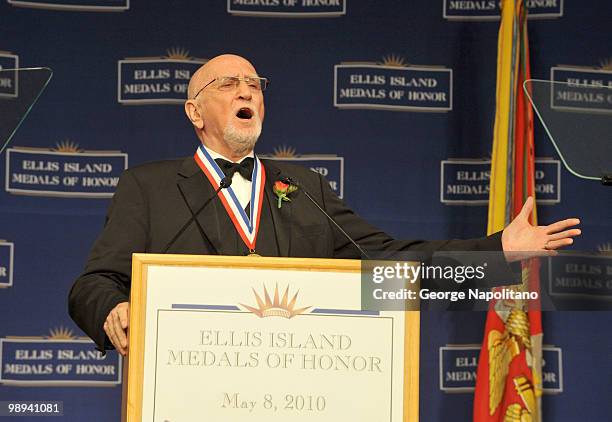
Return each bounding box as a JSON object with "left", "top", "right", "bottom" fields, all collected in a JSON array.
[{"left": 502, "top": 197, "right": 581, "bottom": 258}]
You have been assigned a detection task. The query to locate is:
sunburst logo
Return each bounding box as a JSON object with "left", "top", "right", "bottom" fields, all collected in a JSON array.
[
  {"left": 379, "top": 54, "right": 409, "bottom": 68},
  {"left": 241, "top": 284, "right": 310, "bottom": 318},
  {"left": 53, "top": 140, "right": 83, "bottom": 153},
  {"left": 47, "top": 326, "right": 75, "bottom": 340},
  {"left": 599, "top": 58, "right": 612, "bottom": 71},
  {"left": 165, "top": 47, "right": 191, "bottom": 60},
  {"left": 597, "top": 242, "right": 612, "bottom": 255},
  {"left": 272, "top": 145, "right": 297, "bottom": 158}
]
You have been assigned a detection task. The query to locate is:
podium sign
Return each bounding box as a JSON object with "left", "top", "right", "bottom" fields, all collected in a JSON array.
[{"left": 125, "top": 255, "right": 419, "bottom": 421}]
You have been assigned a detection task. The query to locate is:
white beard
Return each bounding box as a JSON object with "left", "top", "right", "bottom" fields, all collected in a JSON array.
[{"left": 223, "top": 116, "right": 262, "bottom": 156}]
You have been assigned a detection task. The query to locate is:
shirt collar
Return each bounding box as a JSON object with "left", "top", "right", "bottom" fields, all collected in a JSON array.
[{"left": 203, "top": 144, "right": 255, "bottom": 163}]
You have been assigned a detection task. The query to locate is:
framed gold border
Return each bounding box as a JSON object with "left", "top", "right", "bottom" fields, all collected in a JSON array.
[{"left": 124, "top": 254, "right": 420, "bottom": 422}]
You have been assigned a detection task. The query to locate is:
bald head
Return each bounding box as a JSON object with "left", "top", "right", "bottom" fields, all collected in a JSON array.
[
  {"left": 188, "top": 54, "right": 259, "bottom": 99},
  {"left": 184, "top": 54, "right": 265, "bottom": 161}
]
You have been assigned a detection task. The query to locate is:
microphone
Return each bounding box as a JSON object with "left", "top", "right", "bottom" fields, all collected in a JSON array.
[
  {"left": 280, "top": 176, "right": 371, "bottom": 259},
  {"left": 163, "top": 177, "right": 232, "bottom": 253}
]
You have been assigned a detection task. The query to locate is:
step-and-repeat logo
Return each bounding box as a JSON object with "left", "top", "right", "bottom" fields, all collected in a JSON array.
[
  {"left": 260, "top": 145, "right": 344, "bottom": 198},
  {"left": 546, "top": 245, "right": 612, "bottom": 300},
  {"left": 118, "top": 48, "right": 207, "bottom": 105},
  {"left": 334, "top": 55, "right": 453, "bottom": 112},
  {"left": 443, "top": 0, "right": 563, "bottom": 20},
  {"left": 0, "top": 51, "right": 18, "bottom": 98},
  {"left": 0, "top": 240, "right": 14, "bottom": 289},
  {"left": 440, "top": 158, "right": 560, "bottom": 205},
  {"left": 5, "top": 142, "right": 128, "bottom": 198},
  {"left": 7, "top": 0, "right": 129, "bottom": 12},
  {"left": 0, "top": 327, "right": 122, "bottom": 386},
  {"left": 439, "top": 344, "right": 563, "bottom": 393},
  {"left": 550, "top": 62, "right": 612, "bottom": 114},
  {"left": 228, "top": 0, "right": 346, "bottom": 17}
]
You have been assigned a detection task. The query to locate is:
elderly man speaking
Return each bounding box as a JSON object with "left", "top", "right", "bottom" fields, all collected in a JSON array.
[{"left": 68, "top": 54, "right": 581, "bottom": 356}]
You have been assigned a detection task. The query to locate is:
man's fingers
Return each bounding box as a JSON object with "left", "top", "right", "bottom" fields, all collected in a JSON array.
[
  {"left": 107, "top": 318, "right": 125, "bottom": 354},
  {"left": 546, "top": 238, "right": 574, "bottom": 249},
  {"left": 104, "top": 319, "right": 124, "bottom": 355},
  {"left": 548, "top": 228, "right": 581, "bottom": 241},
  {"left": 112, "top": 310, "right": 129, "bottom": 350},
  {"left": 103, "top": 303, "right": 129, "bottom": 356},
  {"left": 118, "top": 304, "right": 129, "bottom": 329},
  {"left": 545, "top": 218, "right": 581, "bottom": 234}
]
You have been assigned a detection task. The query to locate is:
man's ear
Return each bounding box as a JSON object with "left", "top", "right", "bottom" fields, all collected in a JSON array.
[{"left": 184, "top": 100, "right": 204, "bottom": 130}]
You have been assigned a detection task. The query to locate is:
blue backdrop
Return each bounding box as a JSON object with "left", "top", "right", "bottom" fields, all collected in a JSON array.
[{"left": 1, "top": 1, "right": 610, "bottom": 420}]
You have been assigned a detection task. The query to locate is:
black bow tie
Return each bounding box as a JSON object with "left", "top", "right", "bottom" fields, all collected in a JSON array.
[{"left": 214, "top": 157, "right": 254, "bottom": 181}]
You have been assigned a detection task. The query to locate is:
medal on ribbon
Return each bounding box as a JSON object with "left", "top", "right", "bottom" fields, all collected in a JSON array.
[{"left": 194, "top": 145, "right": 266, "bottom": 255}]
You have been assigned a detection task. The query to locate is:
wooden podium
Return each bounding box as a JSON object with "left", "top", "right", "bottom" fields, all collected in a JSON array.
[{"left": 123, "top": 254, "right": 420, "bottom": 422}]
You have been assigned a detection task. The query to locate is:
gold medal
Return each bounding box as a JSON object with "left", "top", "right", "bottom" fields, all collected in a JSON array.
[{"left": 247, "top": 249, "right": 261, "bottom": 257}]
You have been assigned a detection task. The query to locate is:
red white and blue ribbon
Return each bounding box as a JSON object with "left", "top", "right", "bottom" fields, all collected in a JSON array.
[{"left": 194, "top": 145, "right": 266, "bottom": 251}]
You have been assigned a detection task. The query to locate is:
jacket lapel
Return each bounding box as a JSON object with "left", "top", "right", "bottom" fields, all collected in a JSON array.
[
  {"left": 262, "top": 160, "right": 292, "bottom": 257},
  {"left": 176, "top": 156, "right": 234, "bottom": 255}
]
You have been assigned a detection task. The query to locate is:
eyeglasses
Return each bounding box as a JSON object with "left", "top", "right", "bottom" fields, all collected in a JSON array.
[{"left": 192, "top": 76, "right": 269, "bottom": 99}]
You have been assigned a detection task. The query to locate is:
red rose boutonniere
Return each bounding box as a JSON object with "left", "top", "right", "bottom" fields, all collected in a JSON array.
[{"left": 273, "top": 180, "right": 298, "bottom": 209}]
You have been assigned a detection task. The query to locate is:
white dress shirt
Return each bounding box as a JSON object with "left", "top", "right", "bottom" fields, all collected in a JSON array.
[{"left": 203, "top": 145, "right": 254, "bottom": 211}]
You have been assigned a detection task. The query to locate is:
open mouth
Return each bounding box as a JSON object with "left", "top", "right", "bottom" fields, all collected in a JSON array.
[{"left": 236, "top": 107, "right": 254, "bottom": 120}]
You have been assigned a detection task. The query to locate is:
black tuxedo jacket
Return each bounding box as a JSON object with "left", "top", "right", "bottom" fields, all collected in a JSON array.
[{"left": 68, "top": 156, "right": 505, "bottom": 350}]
